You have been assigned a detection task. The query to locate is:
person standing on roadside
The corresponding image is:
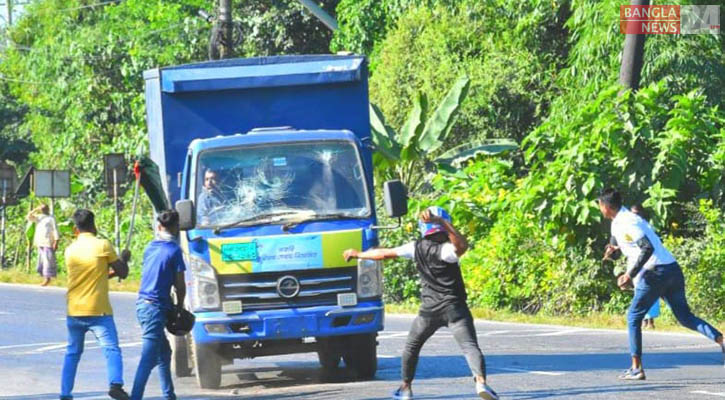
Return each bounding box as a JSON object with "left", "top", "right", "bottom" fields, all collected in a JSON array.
[
  {"left": 343, "top": 206, "right": 498, "bottom": 400},
  {"left": 61, "top": 209, "right": 131, "bottom": 400},
  {"left": 26, "top": 203, "right": 60, "bottom": 286},
  {"left": 598, "top": 188, "right": 725, "bottom": 381},
  {"left": 130, "top": 210, "right": 186, "bottom": 400}
]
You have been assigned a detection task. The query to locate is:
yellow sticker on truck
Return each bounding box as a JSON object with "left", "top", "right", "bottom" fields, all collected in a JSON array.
[{"left": 208, "top": 229, "right": 362, "bottom": 275}]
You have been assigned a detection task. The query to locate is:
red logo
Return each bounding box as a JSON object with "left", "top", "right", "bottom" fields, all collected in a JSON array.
[{"left": 620, "top": 5, "right": 681, "bottom": 34}]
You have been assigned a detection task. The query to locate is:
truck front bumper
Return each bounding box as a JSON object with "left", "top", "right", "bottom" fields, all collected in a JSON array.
[{"left": 191, "top": 300, "right": 384, "bottom": 345}]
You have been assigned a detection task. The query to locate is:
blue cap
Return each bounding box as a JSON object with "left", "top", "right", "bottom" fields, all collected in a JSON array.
[{"left": 418, "top": 206, "right": 451, "bottom": 237}]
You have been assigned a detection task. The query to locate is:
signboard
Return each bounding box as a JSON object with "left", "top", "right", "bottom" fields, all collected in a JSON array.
[
  {"left": 104, "top": 153, "right": 128, "bottom": 197},
  {"left": 34, "top": 170, "right": 70, "bottom": 198},
  {"left": 0, "top": 163, "right": 16, "bottom": 195},
  {"left": 14, "top": 167, "right": 33, "bottom": 198}
]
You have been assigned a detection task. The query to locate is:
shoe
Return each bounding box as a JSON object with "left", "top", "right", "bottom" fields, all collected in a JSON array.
[
  {"left": 618, "top": 368, "right": 646, "bottom": 380},
  {"left": 392, "top": 386, "right": 413, "bottom": 400},
  {"left": 108, "top": 384, "right": 130, "bottom": 400},
  {"left": 475, "top": 381, "right": 499, "bottom": 400}
]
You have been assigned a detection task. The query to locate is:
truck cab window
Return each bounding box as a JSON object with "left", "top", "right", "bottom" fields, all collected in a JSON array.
[{"left": 195, "top": 141, "right": 370, "bottom": 228}]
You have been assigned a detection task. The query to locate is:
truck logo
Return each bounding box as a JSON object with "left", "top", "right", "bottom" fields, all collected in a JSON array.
[{"left": 276, "top": 275, "right": 301, "bottom": 298}]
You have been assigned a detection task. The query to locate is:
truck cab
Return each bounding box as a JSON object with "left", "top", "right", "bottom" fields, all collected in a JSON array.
[{"left": 144, "top": 55, "right": 406, "bottom": 389}]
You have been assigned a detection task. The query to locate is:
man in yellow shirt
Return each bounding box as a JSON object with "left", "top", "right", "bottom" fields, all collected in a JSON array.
[{"left": 60, "top": 209, "right": 131, "bottom": 400}]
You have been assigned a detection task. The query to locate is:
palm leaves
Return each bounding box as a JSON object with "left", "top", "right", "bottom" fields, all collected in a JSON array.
[{"left": 370, "top": 76, "right": 517, "bottom": 192}]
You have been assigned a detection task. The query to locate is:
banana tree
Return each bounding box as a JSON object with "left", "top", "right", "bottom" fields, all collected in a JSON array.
[{"left": 370, "top": 76, "right": 517, "bottom": 193}]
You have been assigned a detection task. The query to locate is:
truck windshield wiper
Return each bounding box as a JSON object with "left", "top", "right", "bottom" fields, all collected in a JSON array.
[
  {"left": 213, "top": 210, "right": 313, "bottom": 234},
  {"left": 281, "top": 212, "right": 362, "bottom": 231}
]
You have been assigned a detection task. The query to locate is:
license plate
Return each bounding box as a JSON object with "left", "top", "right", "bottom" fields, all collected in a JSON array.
[
  {"left": 221, "top": 242, "right": 258, "bottom": 262},
  {"left": 222, "top": 301, "right": 243, "bottom": 314},
  {"left": 337, "top": 293, "right": 357, "bottom": 307}
]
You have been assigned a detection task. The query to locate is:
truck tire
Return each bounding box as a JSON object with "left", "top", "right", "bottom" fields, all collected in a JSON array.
[
  {"left": 342, "top": 333, "right": 377, "bottom": 380},
  {"left": 192, "top": 340, "right": 222, "bottom": 389},
  {"left": 169, "top": 333, "right": 192, "bottom": 377},
  {"left": 317, "top": 338, "right": 341, "bottom": 371}
]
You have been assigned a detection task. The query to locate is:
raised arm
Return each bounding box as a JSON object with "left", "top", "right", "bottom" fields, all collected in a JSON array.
[{"left": 421, "top": 209, "right": 468, "bottom": 256}]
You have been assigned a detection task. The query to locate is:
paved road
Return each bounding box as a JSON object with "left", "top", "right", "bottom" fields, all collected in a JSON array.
[{"left": 1, "top": 282, "right": 723, "bottom": 400}]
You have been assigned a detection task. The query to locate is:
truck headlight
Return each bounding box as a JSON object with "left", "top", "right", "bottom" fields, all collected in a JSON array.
[
  {"left": 356, "top": 259, "right": 383, "bottom": 299},
  {"left": 187, "top": 255, "right": 220, "bottom": 310}
]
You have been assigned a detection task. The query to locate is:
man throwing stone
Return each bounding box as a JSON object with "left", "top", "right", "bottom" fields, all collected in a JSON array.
[
  {"left": 598, "top": 188, "right": 725, "bottom": 380},
  {"left": 343, "top": 206, "right": 498, "bottom": 400}
]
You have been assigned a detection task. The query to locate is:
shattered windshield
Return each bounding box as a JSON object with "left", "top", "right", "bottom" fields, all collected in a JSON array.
[{"left": 194, "top": 141, "right": 370, "bottom": 228}]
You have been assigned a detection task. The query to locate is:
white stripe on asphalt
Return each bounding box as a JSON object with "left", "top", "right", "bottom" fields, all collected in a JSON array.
[
  {"left": 493, "top": 367, "right": 565, "bottom": 376},
  {"left": 691, "top": 391, "right": 725, "bottom": 397},
  {"left": 0, "top": 341, "right": 65, "bottom": 350},
  {"left": 531, "top": 328, "right": 587, "bottom": 336}
]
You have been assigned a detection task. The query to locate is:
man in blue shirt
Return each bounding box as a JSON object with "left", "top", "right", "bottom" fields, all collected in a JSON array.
[{"left": 131, "top": 210, "right": 186, "bottom": 400}]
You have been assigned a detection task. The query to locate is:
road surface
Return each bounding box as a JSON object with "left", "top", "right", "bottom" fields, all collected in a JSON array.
[{"left": 1, "top": 283, "right": 723, "bottom": 399}]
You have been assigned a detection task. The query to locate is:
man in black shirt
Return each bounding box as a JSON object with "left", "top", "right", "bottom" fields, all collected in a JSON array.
[{"left": 343, "top": 207, "right": 498, "bottom": 400}]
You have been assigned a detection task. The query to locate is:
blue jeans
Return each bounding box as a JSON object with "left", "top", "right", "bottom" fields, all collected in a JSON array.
[
  {"left": 131, "top": 300, "right": 176, "bottom": 400},
  {"left": 628, "top": 263, "right": 722, "bottom": 358},
  {"left": 61, "top": 315, "right": 124, "bottom": 398}
]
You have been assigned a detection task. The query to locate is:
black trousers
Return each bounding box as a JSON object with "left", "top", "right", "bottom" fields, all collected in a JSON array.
[{"left": 401, "top": 305, "right": 486, "bottom": 383}]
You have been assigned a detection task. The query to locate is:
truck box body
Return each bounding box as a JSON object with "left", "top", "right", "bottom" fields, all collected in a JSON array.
[
  {"left": 143, "top": 55, "right": 372, "bottom": 205},
  {"left": 144, "top": 55, "right": 384, "bottom": 388}
]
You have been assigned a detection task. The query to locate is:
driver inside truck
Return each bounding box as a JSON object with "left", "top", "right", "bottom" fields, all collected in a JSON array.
[{"left": 197, "top": 168, "right": 225, "bottom": 225}]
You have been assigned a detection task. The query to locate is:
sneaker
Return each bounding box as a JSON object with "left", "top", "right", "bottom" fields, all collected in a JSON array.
[
  {"left": 618, "top": 368, "right": 646, "bottom": 380},
  {"left": 108, "top": 384, "right": 130, "bottom": 400},
  {"left": 475, "top": 381, "right": 499, "bottom": 400},
  {"left": 392, "top": 386, "right": 413, "bottom": 400}
]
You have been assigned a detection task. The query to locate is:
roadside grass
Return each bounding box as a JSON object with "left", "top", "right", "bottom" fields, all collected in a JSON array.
[
  {"left": 0, "top": 268, "right": 140, "bottom": 292},
  {"left": 1, "top": 269, "right": 718, "bottom": 332},
  {"left": 384, "top": 303, "right": 710, "bottom": 333}
]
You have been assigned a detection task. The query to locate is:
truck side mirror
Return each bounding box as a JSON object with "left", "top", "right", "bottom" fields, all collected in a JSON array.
[
  {"left": 175, "top": 200, "right": 196, "bottom": 231},
  {"left": 383, "top": 180, "right": 408, "bottom": 218}
]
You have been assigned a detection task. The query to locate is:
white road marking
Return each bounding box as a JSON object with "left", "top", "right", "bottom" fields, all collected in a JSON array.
[
  {"left": 5, "top": 340, "right": 141, "bottom": 355},
  {"left": 493, "top": 367, "right": 565, "bottom": 376},
  {"left": 531, "top": 328, "right": 587, "bottom": 336},
  {"left": 0, "top": 311, "right": 12, "bottom": 315},
  {"left": 691, "top": 391, "right": 725, "bottom": 397},
  {"left": 0, "top": 341, "right": 65, "bottom": 350}
]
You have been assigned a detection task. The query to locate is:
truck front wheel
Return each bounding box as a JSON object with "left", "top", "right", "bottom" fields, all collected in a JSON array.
[
  {"left": 192, "top": 340, "right": 222, "bottom": 389},
  {"left": 342, "top": 333, "right": 377, "bottom": 380},
  {"left": 169, "top": 333, "right": 192, "bottom": 377},
  {"left": 317, "top": 337, "right": 341, "bottom": 371}
]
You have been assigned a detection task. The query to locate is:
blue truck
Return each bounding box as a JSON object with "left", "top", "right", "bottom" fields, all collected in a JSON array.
[{"left": 143, "top": 55, "right": 407, "bottom": 389}]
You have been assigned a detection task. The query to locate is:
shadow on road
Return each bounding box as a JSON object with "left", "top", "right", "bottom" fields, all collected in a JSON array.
[{"left": 405, "top": 351, "right": 724, "bottom": 380}]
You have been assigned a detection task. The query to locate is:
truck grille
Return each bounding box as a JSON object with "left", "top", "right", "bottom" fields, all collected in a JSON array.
[{"left": 218, "top": 267, "right": 357, "bottom": 311}]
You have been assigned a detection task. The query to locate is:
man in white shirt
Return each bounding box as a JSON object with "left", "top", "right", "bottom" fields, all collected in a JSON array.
[
  {"left": 599, "top": 188, "right": 724, "bottom": 380},
  {"left": 343, "top": 207, "right": 498, "bottom": 400},
  {"left": 27, "top": 204, "right": 59, "bottom": 286}
]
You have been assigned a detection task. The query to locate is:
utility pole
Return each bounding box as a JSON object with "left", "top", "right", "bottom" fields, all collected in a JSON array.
[
  {"left": 3, "top": 0, "right": 12, "bottom": 48},
  {"left": 619, "top": 0, "right": 649, "bottom": 91},
  {"left": 4, "top": 0, "right": 11, "bottom": 27},
  {"left": 219, "top": 0, "right": 233, "bottom": 58},
  {"left": 296, "top": 0, "right": 338, "bottom": 31}
]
